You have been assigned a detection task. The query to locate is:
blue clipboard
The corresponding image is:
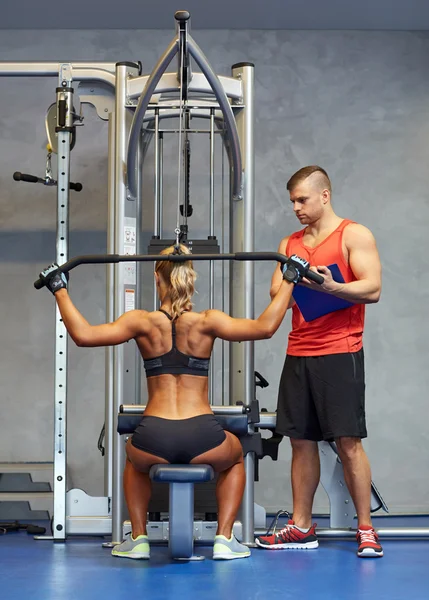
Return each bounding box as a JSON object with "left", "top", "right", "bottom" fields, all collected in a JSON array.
[{"left": 292, "top": 264, "right": 354, "bottom": 322}]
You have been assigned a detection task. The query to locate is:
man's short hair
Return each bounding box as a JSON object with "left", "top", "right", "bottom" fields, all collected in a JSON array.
[{"left": 287, "top": 166, "right": 331, "bottom": 193}]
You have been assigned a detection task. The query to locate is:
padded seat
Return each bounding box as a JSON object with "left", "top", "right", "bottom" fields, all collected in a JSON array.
[
  {"left": 150, "top": 464, "right": 214, "bottom": 483},
  {"left": 149, "top": 464, "right": 215, "bottom": 560}
]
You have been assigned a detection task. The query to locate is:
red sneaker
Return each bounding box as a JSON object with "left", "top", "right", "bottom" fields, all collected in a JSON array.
[
  {"left": 356, "top": 525, "right": 383, "bottom": 558},
  {"left": 256, "top": 519, "right": 318, "bottom": 550}
]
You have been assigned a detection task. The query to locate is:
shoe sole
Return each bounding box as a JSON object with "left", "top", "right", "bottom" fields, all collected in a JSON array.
[
  {"left": 255, "top": 539, "right": 319, "bottom": 550},
  {"left": 112, "top": 552, "right": 150, "bottom": 560},
  {"left": 213, "top": 553, "right": 251, "bottom": 560},
  {"left": 358, "top": 548, "right": 383, "bottom": 558}
]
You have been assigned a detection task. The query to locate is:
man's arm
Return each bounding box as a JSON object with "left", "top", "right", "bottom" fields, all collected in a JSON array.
[
  {"left": 310, "top": 224, "right": 381, "bottom": 304},
  {"left": 54, "top": 288, "right": 149, "bottom": 346},
  {"left": 270, "top": 236, "right": 296, "bottom": 308}
]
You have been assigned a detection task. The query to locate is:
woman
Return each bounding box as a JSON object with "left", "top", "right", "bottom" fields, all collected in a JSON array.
[{"left": 39, "top": 245, "right": 306, "bottom": 560}]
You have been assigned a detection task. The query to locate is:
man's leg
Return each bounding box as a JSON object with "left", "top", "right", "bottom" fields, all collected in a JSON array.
[
  {"left": 335, "top": 437, "right": 371, "bottom": 527},
  {"left": 290, "top": 438, "right": 320, "bottom": 529},
  {"left": 335, "top": 436, "right": 383, "bottom": 557}
]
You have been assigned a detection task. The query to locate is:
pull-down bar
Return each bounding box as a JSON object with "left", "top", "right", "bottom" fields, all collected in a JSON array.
[{"left": 34, "top": 252, "right": 325, "bottom": 289}]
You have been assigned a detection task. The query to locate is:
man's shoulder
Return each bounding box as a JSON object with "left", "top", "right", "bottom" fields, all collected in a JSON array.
[{"left": 343, "top": 221, "right": 376, "bottom": 245}]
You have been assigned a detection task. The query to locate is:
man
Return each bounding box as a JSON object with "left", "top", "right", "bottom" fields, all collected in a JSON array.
[{"left": 256, "top": 166, "right": 383, "bottom": 558}]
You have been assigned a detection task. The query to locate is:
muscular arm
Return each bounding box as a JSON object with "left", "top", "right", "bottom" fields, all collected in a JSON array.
[
  {"left": 54, "top": 288, "right": 149, "bottom": 346},
  {"left": 270, "top": 236, "right": 296, "bottom": 308},
  {"left": 313, "top": 224, "right": 381, "bottom": 304},
  {"left": 203, "top": 279, "right": 294, "bottom": 342}
]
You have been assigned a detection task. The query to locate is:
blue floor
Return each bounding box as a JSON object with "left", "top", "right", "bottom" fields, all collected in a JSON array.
[{"left": 1, "top": 529, "right": 428, "bottom": 600}]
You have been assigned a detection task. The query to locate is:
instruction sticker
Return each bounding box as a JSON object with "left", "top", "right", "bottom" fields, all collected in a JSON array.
[
  {"left": 123, "top": 263, "right": 136, "bottom": 285},
  {"left": 125, "top": 289, "right": 135, "bottom": 312}
]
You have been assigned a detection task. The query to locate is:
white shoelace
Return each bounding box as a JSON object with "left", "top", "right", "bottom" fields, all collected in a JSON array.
[{"left": 358, "top": 529, "right": 377, "bottom": 544}]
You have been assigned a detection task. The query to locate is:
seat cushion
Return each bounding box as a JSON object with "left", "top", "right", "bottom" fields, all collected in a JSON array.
[{"left": 149, "top": 464, "right": 214, "bottom": 483}]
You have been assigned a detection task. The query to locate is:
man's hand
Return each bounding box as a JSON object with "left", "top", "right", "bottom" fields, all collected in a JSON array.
[
  {"left": 302, "top": 265, "right": 341, "bottom": 294},
  {"left": 39, "top": 263, "right": 68, "bottom": 295}
]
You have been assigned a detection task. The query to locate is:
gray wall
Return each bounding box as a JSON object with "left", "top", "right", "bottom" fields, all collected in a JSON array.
[{"left": 1, "top": 29, "right": 428, "bottom": 514}]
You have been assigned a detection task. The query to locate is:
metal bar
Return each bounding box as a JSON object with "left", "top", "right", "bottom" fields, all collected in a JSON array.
[
  {"left": 187, "top": 35, "right": 243, "bottom": 200},
  {"left": 145, "top": 129, "right": 223, "bottom": 134},
  {"left": 0, "top": 61, "right": 116, "bottom": 75},
  {"left": 127, "top": 72, "right": 242, "bottom": 101},
  {"left": 111, "top": 62, "right": 140, "bottom": 545},
  {"left": 36, "top": 251, "right": 292, "bottom": 277},
  {"left": 35, "top": 250, "right": 326, "bottom": 291},
  {"left": 0, "top": 63, "right": 116, "bottom": 87},
  {"left": 153, "top": 109, "right": 161, "bottom": 311},
  {"left": 154, "top": 109, "right": 161, "bottom": 237},
  {"left": 53, "top": 66, "right": 73, "bottom": 541},
  {"left": 221, "top": 138, "right": 226, "bottom": 406},
  {"left": 135, "top": 123, "right": 143, "bottom": 412},
  {"left": 209, "top": 108, "right": 215, "bottom": 403},
  {"left": 141, "top": 110, "right": 229, "bottom": 125},
  {"left": 253, "top": 528, "right": 429, "bottom": 540},
  {"left": 230, "top": 63, "right": 255, "bottom": 546},
  {"left": 104, "top": 112, "right": 116, "bottom": 500},
  {"left": 120, "top": 404, "right": 247, "bottom": 415},
  {"left": 159, "top": 133, "right": 164, "bottom": 235},
  {"left": 209, "top": 110, "right": 215, "bottom": 238},
  {"left": 127, "top": 37, "right": 179, "bottom": 199},
  {"left": 255, "top": 413, "right": 276, "bottom": 428}
]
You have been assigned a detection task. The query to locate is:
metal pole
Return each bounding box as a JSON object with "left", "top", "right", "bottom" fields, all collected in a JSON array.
[
  {"left": 154, "top": 109, "right": 161, "bottom": 237},
  {"left": 209, "top": 108, "right": 215, "bottom": 402},
  {"left": 153, "top": 109, "right": 161, "bottom": 310},
  {"left": 53, "top": 65, "right": 74, "bottom": 541},
  {"left": 159, "top": 133, "right": 164, "bottom": 235},
  {"left": 135, "top": 127, "right": 143, "bottom": 407},
  {"left": 111, "top": 61, "right": 140, "bottom": 545},
  {"left": 104, "top": 113, "right": 116, "bottom": 499},
  {"left": 252, "top": 528, "right": 429, "bottom": 540},
  {"left": 231, "top": 62, "right": 255, "bottom": 546}
]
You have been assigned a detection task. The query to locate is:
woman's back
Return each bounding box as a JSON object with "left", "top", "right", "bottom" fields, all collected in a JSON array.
[{"left": 135, "top": 309, "right": 214, "bottom": 419}]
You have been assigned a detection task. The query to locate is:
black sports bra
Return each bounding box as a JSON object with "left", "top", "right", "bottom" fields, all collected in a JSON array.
[{"left": 143, "top": 309, "right": 210, "bottom": 378}]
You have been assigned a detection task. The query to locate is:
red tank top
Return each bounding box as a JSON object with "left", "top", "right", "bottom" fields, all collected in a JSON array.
[{"left": 286, "top": 219, "right": 365, "bottom": 356}]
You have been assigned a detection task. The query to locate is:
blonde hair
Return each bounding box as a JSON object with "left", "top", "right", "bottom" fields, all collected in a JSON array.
[{"left": 155, "top": 244, "right": 196, "bottom": 319}]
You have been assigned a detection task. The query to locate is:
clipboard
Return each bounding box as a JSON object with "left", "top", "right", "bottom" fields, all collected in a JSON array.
[{"left": 292, "top": 264, "right": 354, "bottom": 322}]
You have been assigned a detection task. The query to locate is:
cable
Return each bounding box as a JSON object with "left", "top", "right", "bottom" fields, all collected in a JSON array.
[{"left": 175, "top": 36, "right": 186, "bottom": 250}]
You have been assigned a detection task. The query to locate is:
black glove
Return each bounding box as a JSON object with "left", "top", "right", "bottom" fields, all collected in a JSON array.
[
  {"left": 39, "top": 263, "right": 68, "bottom": 294},
  {"left": 281, "top": 254, "right": 310, "bottom": 284}
]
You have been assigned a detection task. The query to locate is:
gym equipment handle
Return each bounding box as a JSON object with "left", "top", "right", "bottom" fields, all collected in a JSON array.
[
  {"left": 13, "top": 171, "right": 40, "bottom": 183},
  {"left": 13, "top": 172, "right": 83, "bottom": 192},
  {"left": 34, "top": 252, "right": 324, "bottom": 290}
]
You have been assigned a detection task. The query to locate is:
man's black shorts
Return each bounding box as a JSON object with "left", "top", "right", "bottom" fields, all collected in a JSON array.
[{"left": 276, "top": 349, "right": 367, "bottom": 441}]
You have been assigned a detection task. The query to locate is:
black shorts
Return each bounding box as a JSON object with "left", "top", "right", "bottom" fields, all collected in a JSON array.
[
  {"left": 276, "top": 349, "right": 367, "bottom": 442},
  {"left": 131, "top": 414, "right": 226, "bottom": 463}
]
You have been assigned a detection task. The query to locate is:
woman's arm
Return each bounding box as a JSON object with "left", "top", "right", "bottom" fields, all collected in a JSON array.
[
  {"left": 54, "top": 289, "right": 149, "bottom": 347},
  {"left": 270, "top": 236, "right": 296, "bottom": 308},
  {"left": 202, "top": 279, "right": 294, "bottom": 342}
]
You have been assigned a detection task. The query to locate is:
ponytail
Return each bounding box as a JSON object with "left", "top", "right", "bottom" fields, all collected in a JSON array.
[{"left": 155, "top": 244, "right": 196, "bottom": 318}]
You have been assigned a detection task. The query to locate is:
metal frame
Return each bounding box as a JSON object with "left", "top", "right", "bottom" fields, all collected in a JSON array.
[
  {"left": 5, "top": 13, "right": 428, "bottom": 546},
  {"left": 0, "top": 60, "right": 117, "bottom": 540}
]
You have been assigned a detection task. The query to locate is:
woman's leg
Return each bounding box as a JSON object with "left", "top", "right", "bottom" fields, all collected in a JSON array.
[
  {"left": 191, "top": 432, "right": 244, "bottom": 538},
  {"left": 125, "top": 440, "right": 169, "bottom": 537}
]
